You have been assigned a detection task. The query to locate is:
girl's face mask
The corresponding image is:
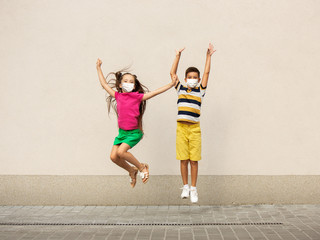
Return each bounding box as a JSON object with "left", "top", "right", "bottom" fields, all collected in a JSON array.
[
  {"left": 122, "top": 82, "right": 134, "bottom": 92},
  {"left": 186, "top": 78, "right": 198, "bottom": 88}
]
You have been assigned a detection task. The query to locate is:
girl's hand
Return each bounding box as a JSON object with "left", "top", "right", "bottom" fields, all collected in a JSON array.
[
  {"left": 207, "top": 43, "right": 216, "bottom": 56},
  {"left": 96, "top": 58, "right": 102, "bottom": 69},
  {"left": 175, "top": 47, "right": 185, "bottom": 56},
  {"left": 171, "top": 74, "right": 179, "bottom": 87}
]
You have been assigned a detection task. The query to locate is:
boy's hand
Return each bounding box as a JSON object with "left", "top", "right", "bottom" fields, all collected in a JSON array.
[
  {"left": 207, "top": 43, "right": 216, "bottom": 56},
  {"left": 175, "top": 47, "right": 185, "bottom": 56},
  {"left": 96, "top": 58, "right": 102, "bottom": 69}
]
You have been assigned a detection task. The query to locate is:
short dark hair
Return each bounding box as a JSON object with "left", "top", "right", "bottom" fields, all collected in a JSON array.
[{"left": 185, "top": 67, "right": 200, "bottom": 78}]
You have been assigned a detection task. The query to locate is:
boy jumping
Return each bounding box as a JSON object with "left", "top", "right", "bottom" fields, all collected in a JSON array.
[{"left": 170, "top": 43, "right": 216, "bottom": 203}]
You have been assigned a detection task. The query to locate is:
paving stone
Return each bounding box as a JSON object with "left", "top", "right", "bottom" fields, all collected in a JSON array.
[{"left": 1, "top": 205, "right": 320, "bottom": 239}]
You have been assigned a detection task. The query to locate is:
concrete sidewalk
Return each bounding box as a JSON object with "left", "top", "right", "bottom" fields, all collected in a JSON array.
[{"left": 0, "top": 205, "right": 320, "bottom": 239}]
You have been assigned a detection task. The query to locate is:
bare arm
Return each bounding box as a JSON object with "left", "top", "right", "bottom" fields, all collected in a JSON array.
[
  {"left": 96, "top": 58, "right": 115, "bottom": 97},
  {"left": 142, "top": 75, "right": 178, "bottom": 101},
  {"left": 170, "top": 47, "right": 185, "bottom": 80},
  {"left": 201, "top": 43, "right": 216, "bottom": 88}
]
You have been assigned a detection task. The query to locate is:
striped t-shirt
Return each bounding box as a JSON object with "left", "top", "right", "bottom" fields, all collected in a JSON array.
[{"left": 175, "top": 81, "right": 206, "bottom": 123}]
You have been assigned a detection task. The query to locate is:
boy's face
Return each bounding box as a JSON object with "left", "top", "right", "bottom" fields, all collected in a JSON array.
[{"left": 185, "top": 72, "right": 201, "bottom": 88}]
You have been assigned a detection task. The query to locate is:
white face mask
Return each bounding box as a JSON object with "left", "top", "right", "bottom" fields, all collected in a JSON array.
[
  {"left": 186, "top": 79, "right": 198, "bottom": 88},
  {"left": 122, "top": 82, "right": 134, "bottom": 92}
]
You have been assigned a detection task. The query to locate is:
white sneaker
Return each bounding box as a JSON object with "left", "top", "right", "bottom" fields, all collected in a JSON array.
[
  {"left": 180, "top": 186, "right": 190, "bottom": 199},
  {"left": 190, "top": 189, "right": 198, "bottom": 203}
]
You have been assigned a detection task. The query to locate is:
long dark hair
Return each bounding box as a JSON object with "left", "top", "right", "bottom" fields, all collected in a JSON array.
[{"left": 106, "top": 69, "right": 149, "bottom": 132}]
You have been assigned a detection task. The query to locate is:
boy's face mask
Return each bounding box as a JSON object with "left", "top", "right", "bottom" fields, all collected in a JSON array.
[
  {"left": 186, "top": 79, "right": 198, "bottom": 88},
  {"left": 122, "top": 82, "right": 134, "bottom": 92}
]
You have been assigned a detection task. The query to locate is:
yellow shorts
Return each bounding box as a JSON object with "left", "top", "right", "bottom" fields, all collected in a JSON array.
[{"left": 176, "top": 122, "right": 201, "bottom": 161}]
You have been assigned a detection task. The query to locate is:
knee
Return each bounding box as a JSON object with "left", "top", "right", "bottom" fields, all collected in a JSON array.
[
  {"left": 181, "top": 160, "right": 189, "bottom": 166},
  {"left": 117, "top": 149, "right": 126, "bottom": 159},
  {"left": 190, "top": 160, "right": 198, "bottom": 167},
  {"left": 110, "top": 154, "right": 118, "bottom": 163}
]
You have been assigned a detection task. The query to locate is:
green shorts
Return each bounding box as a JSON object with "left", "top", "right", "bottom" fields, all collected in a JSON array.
[{"left": 113, "top": 128, "right": 143, "bottom": 148}]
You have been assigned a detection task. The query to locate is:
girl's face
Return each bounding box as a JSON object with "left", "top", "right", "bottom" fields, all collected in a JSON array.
[
  {"left": 121, "top": 74, "right": 135, "bottom": 84},
  {"left": 120, "top": 74, "right": 135, "bottom": 92}
]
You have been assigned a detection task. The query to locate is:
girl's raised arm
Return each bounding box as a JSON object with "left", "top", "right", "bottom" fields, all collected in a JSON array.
[
  {"left": 142, "top": 75, "right": 178, "bottom": 101},
  {"left": 96, "top": 59, "right": 115, "bottom": 97}
]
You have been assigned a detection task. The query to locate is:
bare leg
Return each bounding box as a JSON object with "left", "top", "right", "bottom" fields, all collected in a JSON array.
[
  {"left": 110, "top": 144, "right": 139, "bottom": 187},
  {"left": 110, "top": 145, "right": 132, "bottom": 173},
  {"left": 180, "top": 160, "right": 189, "bottom": 185},
  {"left": 117, "top": 143, "right": 144, "bottom": 170},
  {"left": 117, "top": 143, "right": 149, "bottom": 183},
  {"left": 190, "top": 160, "right": 198, "bottom": 187}
]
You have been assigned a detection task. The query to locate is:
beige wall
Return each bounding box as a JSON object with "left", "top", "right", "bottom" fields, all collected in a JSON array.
[
  {"left": 1, "top": 175, "right": 320, "bottom": 205},
  {"left": 1, "top": 0, "right": 320, "bottom": 176}
]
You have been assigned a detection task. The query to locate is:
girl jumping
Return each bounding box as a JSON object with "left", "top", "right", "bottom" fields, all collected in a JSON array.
[{"left": 96, "top": 58, "right": 176, "bottom": 187}]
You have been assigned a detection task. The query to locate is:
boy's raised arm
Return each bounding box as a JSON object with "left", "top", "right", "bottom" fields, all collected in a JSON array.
[
  {"left": 170, "top": 47, "right": 185, "bottom": 80},
  {"left": 96, "top": 58, "right": 115, "bottom": 98},
  {"left": 201, "top": 43, "right": 216, "bottom": 88}
]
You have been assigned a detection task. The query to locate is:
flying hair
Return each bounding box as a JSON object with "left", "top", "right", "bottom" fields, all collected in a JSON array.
[{"left": 105, "top": 68, "right": 149, "bottom": 132}]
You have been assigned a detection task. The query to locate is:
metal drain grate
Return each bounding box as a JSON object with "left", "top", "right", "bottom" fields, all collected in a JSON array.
[{"left": 0, "top": 222, "right": 283, "bottom": 226}]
